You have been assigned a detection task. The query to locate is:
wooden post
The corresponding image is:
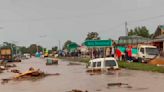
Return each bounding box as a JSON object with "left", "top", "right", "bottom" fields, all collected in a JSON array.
[
  {"left": 92, "top": 48, "right": 94, "bottom": 59},
  {"left": 104, "top": 47, "right": 106, "bottom": 58}
]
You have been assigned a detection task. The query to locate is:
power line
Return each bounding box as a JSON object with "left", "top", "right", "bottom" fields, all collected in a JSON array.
[{"left": 128, "top": 14, "right": 164, "bottom": 24}]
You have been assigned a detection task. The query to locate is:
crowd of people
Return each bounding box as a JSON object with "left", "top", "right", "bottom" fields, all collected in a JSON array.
[
  {"left": 90, "top": 46, "right": 133, "bottom": 62},
  {"left": 58, "top": 45, "right": 134, "bottom": 62}
]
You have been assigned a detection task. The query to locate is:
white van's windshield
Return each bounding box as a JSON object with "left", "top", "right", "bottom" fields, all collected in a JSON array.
[{"left": 146, "top": 48, "right": 159, "bottom": 55}]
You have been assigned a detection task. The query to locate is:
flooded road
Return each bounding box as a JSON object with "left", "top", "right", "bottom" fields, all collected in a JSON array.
[{"left": 0, "top": 57, "right": 164, "bottom": 92}]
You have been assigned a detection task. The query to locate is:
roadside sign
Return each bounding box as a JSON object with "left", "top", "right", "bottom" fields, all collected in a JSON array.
[{"left": 83, "top": 40, "right": 112, "bottom": 47}]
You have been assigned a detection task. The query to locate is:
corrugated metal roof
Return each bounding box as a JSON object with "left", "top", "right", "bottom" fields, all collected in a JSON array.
[{"left": 159, "top": 25, "right": 164, "bottom": 30}]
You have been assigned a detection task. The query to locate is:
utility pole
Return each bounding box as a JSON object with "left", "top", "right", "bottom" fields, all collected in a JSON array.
[
  {"left": 125, "top": 21, "right": 128, "bottom": 36},
  {"left": 11, "top": 41, "right": 18, "bottom": 56},
  {"left": 36, "top": 44, "right": 39, "bottom": 53},
  {"left": 58, "top": 40, "right": 61, "bottom": 50}
]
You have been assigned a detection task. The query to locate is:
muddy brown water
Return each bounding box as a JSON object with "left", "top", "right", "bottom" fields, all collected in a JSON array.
[{"left": 0, "top": 57, "right": 164, "bottom": 92}]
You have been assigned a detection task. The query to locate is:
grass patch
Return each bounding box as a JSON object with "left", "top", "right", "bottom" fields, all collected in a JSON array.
[{"left": 118, "top": 61, "right": 164, "bottom": 73}]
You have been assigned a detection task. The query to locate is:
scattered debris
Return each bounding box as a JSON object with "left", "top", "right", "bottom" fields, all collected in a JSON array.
[
  {"left": 149, "top": 58, "right": 164, "bottom": 66},
  {"left": 106, "top": 83, "right": 149, "bottom": 91},
  {"left": 0, "top": 62, "right": 17, "bottom": 72},
  {"left": 1, "top": 67, "right": 60, "bottom": 84},
  {"left": 6, "top": 64, "right": 17, "bottom": 68},
  {"left": 0, "top": 66, "right": 6, "bottom": 70},
  {"left": 67, "top": 89, "right": 88, "bottom": 92},
  {"left": 46, "top": 58, "right": 58, "bottom": 65},
  {"left": 14, "top": 59, "right": 21, "bottom": 62},
  {"left": 68, "top": 62, "right": 82, "bottom": 66},
  {"left": 10, "top": 69, "right": 20, "bottom": 73},
  {"left": 0, "top": 61, "right": 7, "bottom": 65},
  {"left": 1, "top": 79, "right": 11, "bottom": 84},
  {"left": 107, "top": 83, "right": 132, "bottom": 89},
  {"left": 107, "top": 83, "right": 128, "bottom": 87}
]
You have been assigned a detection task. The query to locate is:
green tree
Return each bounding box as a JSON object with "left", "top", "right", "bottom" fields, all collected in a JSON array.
[
  {"left": 19, "top": 46, "right": 29, "bottom": 54},
  {"left": 48, "top": 50, "right": 52, "bottom": 54},
  {"left": 52, "top": 46, "right": 58, "bottom": 51},
  {"left": 2, "top": 42, "right": 16, "bottom": 48},
  {"left": 85, "top": 32, "right": 101, "bottom": 40},
  {"left": 128, "top": 26, "right": 150, "bottom": 38},
  {"left": 63, "top": 40, "right": 72, "bottom": 50},
  {"left": 28, "top": 44, "right": 43, "bottom": 55},
  {"left": 28, "top": 44, "right": 37, "bottom": 55}
]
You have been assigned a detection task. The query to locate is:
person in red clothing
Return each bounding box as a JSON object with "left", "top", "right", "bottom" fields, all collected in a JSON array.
[
  {"left": 127, "top": 45, "right": 132, "bottom": 62},
  {"left": 116, "top": 48, "right": 122, "bottom": 61}
]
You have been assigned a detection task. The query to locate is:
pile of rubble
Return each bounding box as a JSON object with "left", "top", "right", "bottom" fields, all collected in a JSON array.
[
  {"left": 148, "top": 57, "right": 164, "bottom": 66},
  {"left": 0, "top": 61, "right": 16, "bottom": 73}
]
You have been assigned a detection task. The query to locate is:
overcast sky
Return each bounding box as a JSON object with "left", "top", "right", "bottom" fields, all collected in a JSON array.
[{"left": 0, "top": 0, "right": 164, "bottom": 49}]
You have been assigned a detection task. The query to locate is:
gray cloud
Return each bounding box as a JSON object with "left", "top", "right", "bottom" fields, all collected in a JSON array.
[{"left": 0, "top": 0, "right": 163, "bottom": 49}]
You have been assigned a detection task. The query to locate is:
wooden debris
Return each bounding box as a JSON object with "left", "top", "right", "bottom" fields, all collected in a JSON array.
[
  {"left": 107, "top": 83, "right": 128, "bottom": 87},
  {"left": 1, "top": 67, "right": 60, "bottom": 84},
  {"left": 107, "top": 82, "right": 132, "bottom": 89},
  {"left": 67, "top": 89, "right": 88, "bottom": 92},
  {"left": 14, "top": 67, "right": 41, "bottom": 79},
  {"left": 11, "top": 69, "right": 20, "bottom": 73}
]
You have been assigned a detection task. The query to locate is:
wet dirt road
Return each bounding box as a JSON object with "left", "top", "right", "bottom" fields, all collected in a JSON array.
[{"left": 0, "top": 57, "right": 164, "bottom": 92}]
